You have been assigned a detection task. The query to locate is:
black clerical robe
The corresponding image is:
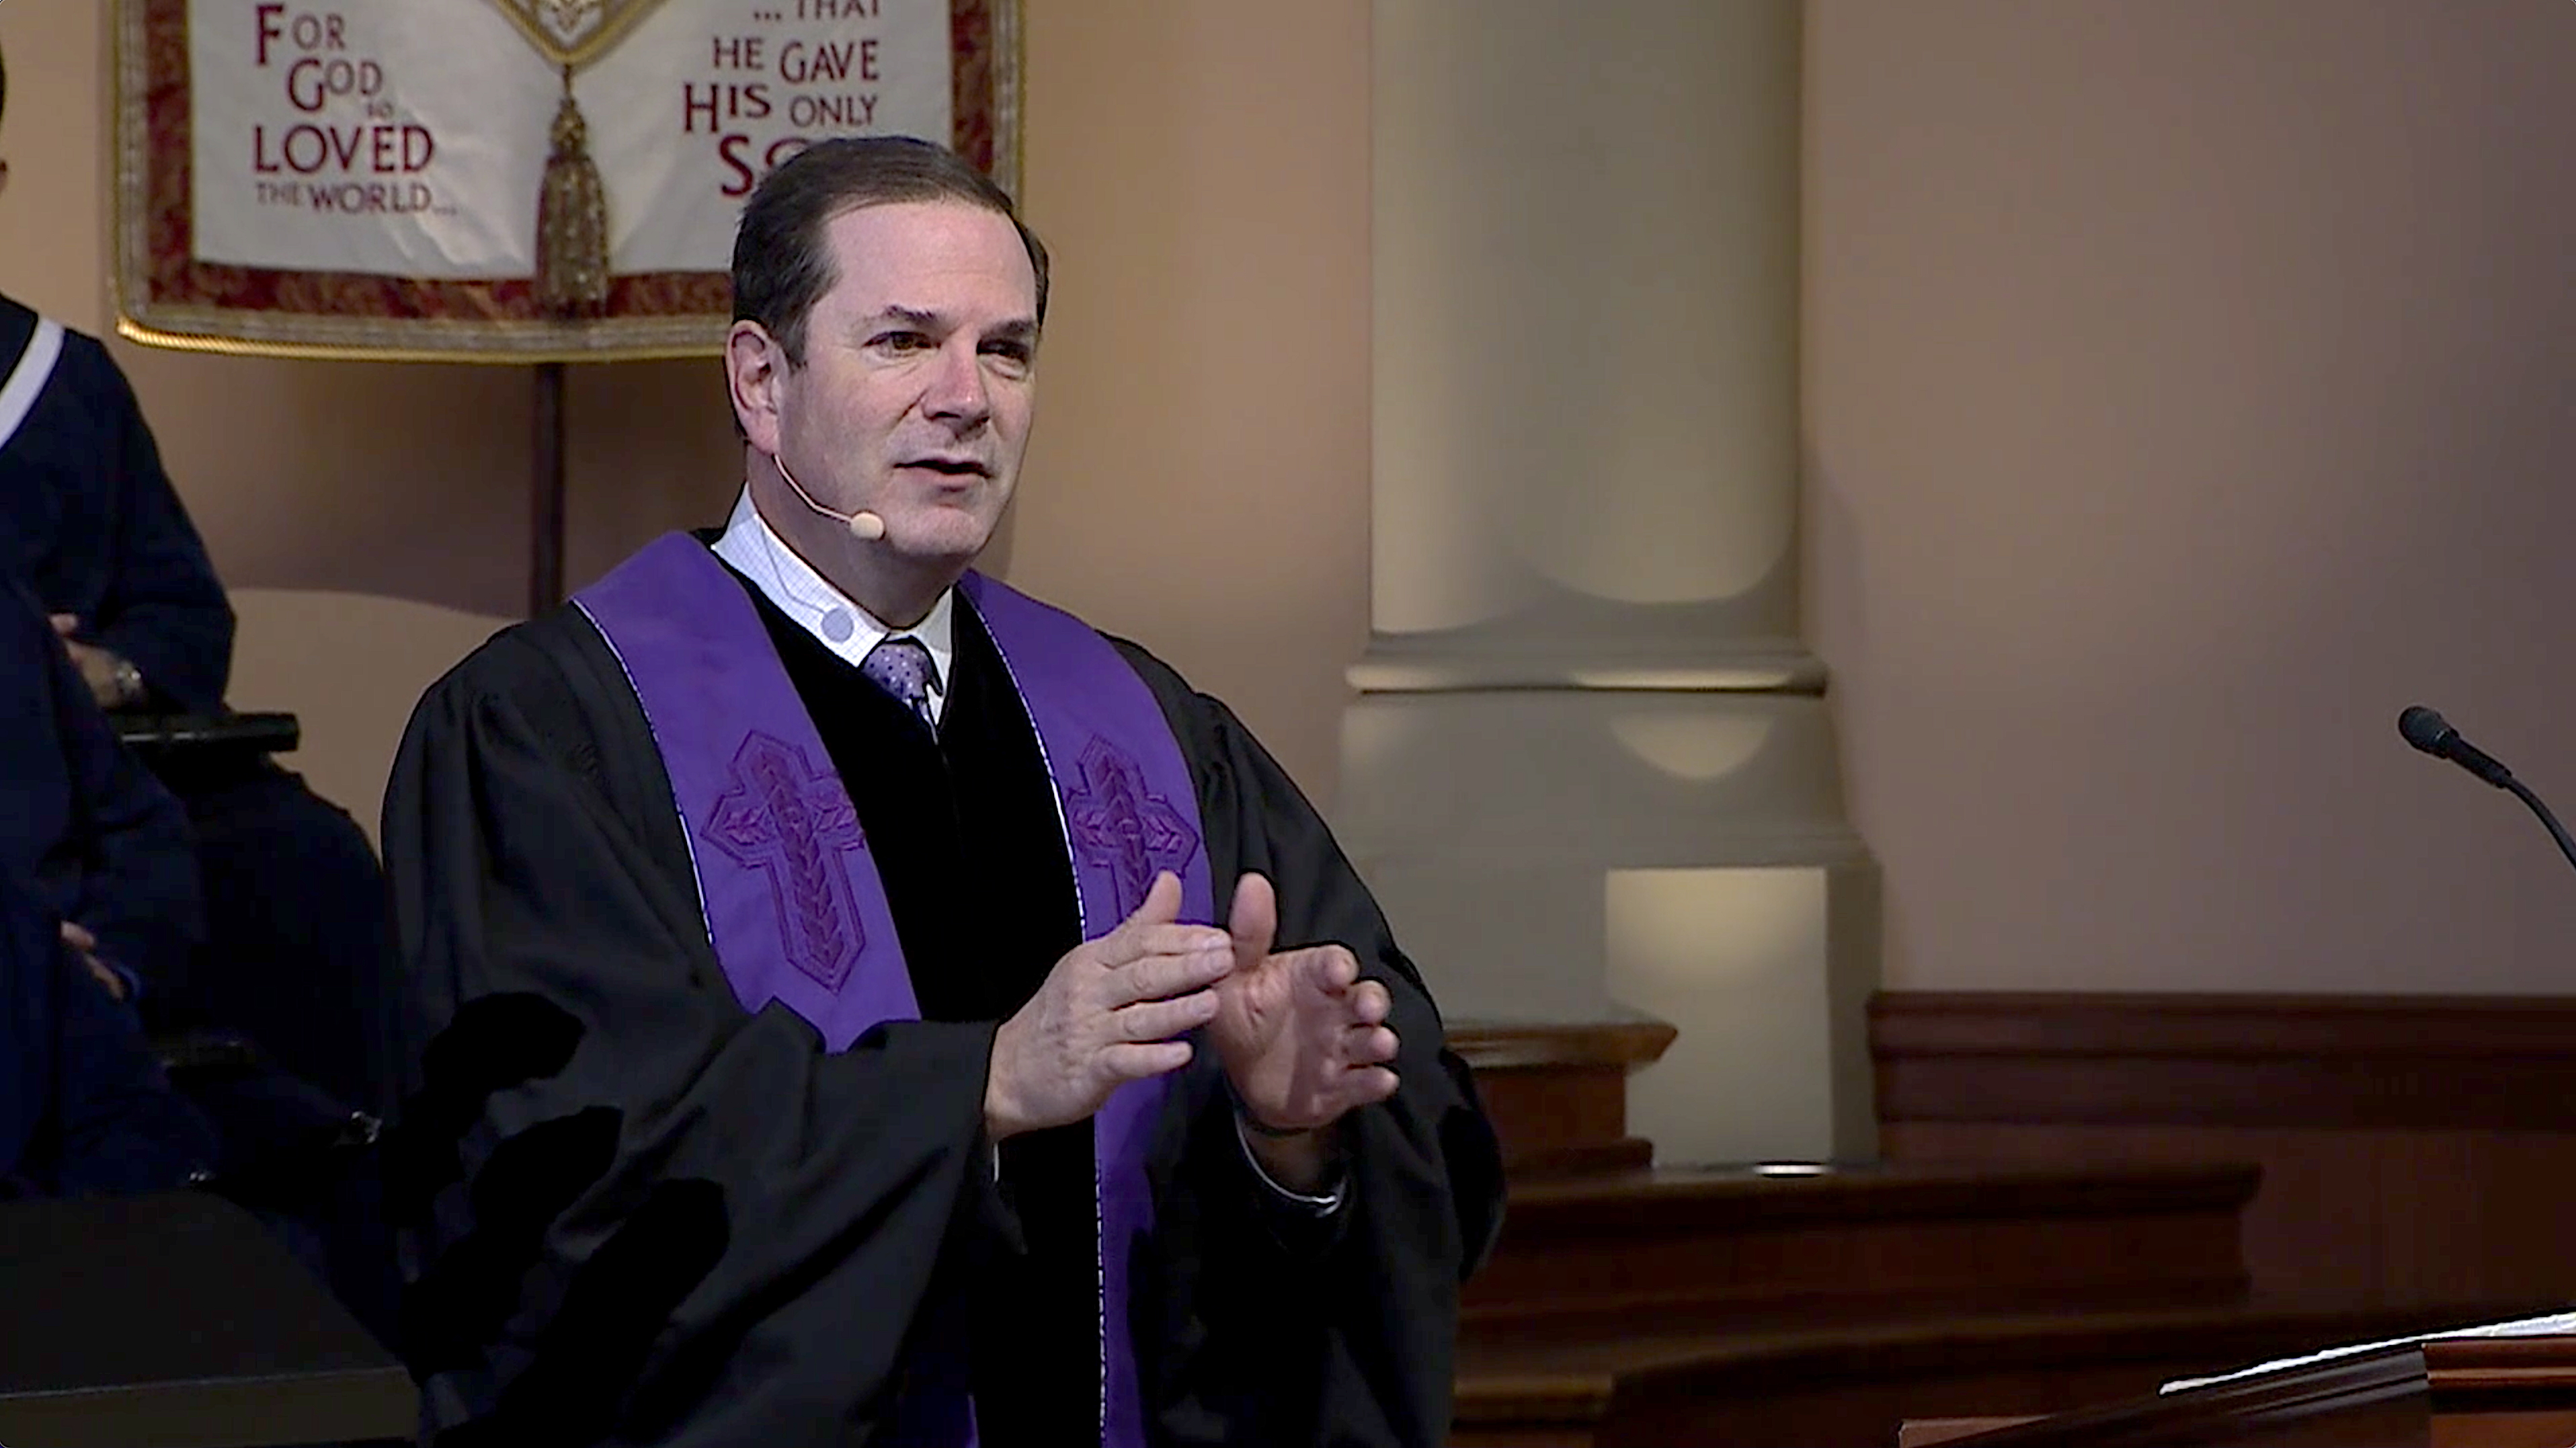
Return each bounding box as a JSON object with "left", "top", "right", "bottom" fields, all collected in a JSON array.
[{"left": 384, "top": 556, "right": 1504, "bottom": 1447}]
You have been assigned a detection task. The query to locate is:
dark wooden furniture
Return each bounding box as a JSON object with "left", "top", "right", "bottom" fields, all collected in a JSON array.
[
  {"left": 0, "top": 1191, "right": 414, "bottom": 1447},
  {"left": 1465, "top": 1160, "right": 2259, "bottom": 1342},
  {"left": 1872, "top": 990, "right": 2576, "bottom": 1302},
  {"left": 1903, "top": 1333, "right": 2576, "bottom": 1446},
  {"left": 1450, "top": 1157, "right": 2556, "bottom": 1447},
  {"left": 1451, "top": 1018, "right": 1677, "bottom": 1178},
  {"left": 1445, "top": 1017, "right": 2569, "bottom": 1447}
]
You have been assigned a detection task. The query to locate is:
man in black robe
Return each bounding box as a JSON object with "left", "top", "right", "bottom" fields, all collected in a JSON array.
[
  {"left": 0, "top": 36, "right": 395, "bottom": 1121},
  {"left": 385, "top": 136, "right": 1502, "bottom": 1446}
]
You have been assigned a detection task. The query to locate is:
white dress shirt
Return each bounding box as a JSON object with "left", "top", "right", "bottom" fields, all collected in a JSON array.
[{"left": 711, "top": 487, "right": 954, "bottom": 725}]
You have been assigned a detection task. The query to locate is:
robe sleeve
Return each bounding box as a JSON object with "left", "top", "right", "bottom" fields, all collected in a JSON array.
[
  {"left": 44, "top": 928, "right": 223, "bottom": 1197},
  {"left": 3, "top": 822, "right": 214, "bottom": 1198},
  {"left": 36, "top": 582, "right": 202, "bottom": 995},
  {"left": 382, "top": 622, "right": 1008, "bottom": 1445},
  {"left": 0, "top": 862, "right": 58, "bottom": 1188},
  {"left": 1113, "top": 641, "right": 1506, "bottom": 1448},
  {"left": 64, "top": 336, "right": 235, "bottom": 715}
]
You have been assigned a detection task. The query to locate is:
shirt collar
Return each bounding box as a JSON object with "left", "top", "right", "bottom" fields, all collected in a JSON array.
[{"left": 709, "top": 487, "right": 955, "bottom": 709}]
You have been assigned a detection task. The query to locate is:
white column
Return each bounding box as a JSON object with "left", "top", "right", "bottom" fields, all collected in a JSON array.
[{"left": 1344, "top": 0, "right": 1878, "bottom": 1164}]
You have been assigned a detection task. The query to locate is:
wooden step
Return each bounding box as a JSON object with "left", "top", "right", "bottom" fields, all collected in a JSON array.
[
  {"left": 1443, "top": 1024, "right": 2553, "bottom": 1445},
  {"left": 1452, "top": 1294, "right": 2574, "bottom": 1448},
  {"left": 1466, "top": 1161, "right": 2259, "bottom": 1339}
]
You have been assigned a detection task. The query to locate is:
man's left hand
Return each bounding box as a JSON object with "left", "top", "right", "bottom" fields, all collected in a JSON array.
[
  {"left": 49, "top": 615, "right": 134, "bottom": 709},
  {"left": 1211, "top": 874, "right": 1401, "bottom": 1152},
  {"left": 60, "top": 921, "right": 128, "bottom": 1001}
]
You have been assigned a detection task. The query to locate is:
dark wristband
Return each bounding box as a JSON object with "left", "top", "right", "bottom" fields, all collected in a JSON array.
[
  {"left": 1226, "top": 1081, "right": 1314, "bottom": 1138},
  {"left": 1237, "top": 1109, "right": 1312, "bottom": 1139}
]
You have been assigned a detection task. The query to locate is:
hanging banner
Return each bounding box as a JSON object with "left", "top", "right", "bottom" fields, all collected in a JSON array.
[{"left": 114, "top": 0, "right": 1021, "bottom": 362}]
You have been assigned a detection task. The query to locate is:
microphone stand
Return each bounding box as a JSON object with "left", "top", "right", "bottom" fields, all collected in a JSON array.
[{"left": 2499, "top": 774, "right": 2576, "bottom": 875}]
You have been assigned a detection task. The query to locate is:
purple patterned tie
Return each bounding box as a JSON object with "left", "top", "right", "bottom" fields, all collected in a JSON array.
[{"left": 859, "top": 635, "right": 938, "bottom": 729}]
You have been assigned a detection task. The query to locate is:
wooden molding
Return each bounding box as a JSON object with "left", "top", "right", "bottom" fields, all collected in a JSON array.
[
  {"left": 1885, "top": 1334, "right": 2576, "bottom": 1446},
  {"left": 1908, "top": 1337, "right": 2434, "bottom": 1447},
  {"left": 1453, "top": 1018, "right": 1678, "bottom": 1178},
  {"left": 1492, "top": 1160, "right": 2258, "bottom": 1240},
  {"left": 1900, "top": 1418, "right": 2041, "bottom": 1447},
  {"left": 2425, "top": 1334, "right": 2576, "bottom": 1394},
  {"left": 1872, "top": 992, "right": 2576, "bottom": 1129},
  {"left": 1463, "top": 1163, "right": 2257, "bottom": 1338},
  {"left": 1454, "top": 1296, "right": 2571, "bottom": 1447},
  {"left": 1451, "top": 1018, "right": 1679, "bottom": 1073}
]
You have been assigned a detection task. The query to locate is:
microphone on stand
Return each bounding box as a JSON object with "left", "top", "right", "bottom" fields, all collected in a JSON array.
[
  {"left": 2399, "top": 705, "right": 2576, "bottom": 872},
  {"left": 774, "top": 454, "right": 887, "bottom": 541}
]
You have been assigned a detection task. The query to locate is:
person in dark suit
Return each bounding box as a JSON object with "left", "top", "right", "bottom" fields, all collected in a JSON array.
[
  {"left": 0, "top": 40, "right": 396, "bottom": 1121},
  {"left": 0, "top": 571, "right": 217, "bottom": 1197}
]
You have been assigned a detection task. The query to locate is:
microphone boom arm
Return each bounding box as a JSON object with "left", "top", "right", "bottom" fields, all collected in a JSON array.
[{"left": 2502, "top": 775, "right": 2576, "bottom": 875}]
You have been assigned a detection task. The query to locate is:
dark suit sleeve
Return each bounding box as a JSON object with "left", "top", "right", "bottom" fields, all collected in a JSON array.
[
  {"left": 1, "top": 814, "right": 215, "bottom": 1197},
  {"left": 41, "top": 590, "right": 202, "bottom": 994},
  {"left": 1115, "top": 640, "right": 1506, "bottom": 1448},
  {"left": 70, "top": 339, "right": 235, "bottom": 714},
  {"left": 383, "top": 623, "right": 1009, "bottom": 1445},
  {"left": 44, "top": 928, "right": 223, "bottom": 1196}
]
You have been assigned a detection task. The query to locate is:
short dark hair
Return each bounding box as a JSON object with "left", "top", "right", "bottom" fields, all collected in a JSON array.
[{"left": 731, "top": 136, "right": 1047, "bottom": 368}]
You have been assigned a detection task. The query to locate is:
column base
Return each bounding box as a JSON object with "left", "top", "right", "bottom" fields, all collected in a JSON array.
[{"left": 1342, "top": 681, "right": 1878, "bottom": 1164}]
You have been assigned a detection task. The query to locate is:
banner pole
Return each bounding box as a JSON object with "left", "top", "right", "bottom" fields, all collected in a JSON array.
[{"left": 530, "top": 361, "right": 568, "bottom": 614}]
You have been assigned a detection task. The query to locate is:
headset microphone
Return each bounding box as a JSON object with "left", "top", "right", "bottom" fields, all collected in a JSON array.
[{"left": 774, "top": 454, "right": 886, "bottom": 541}]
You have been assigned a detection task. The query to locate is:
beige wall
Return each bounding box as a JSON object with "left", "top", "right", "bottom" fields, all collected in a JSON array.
[
  {"left": 0, "top": 0, "right": 1369, "bottom": 809},
  {"left": 21, "top": 0, "right": 2576, "bottom": 1001},
  {"left": 1806, "top": 0, "right": 2576, "bottom": 992}
]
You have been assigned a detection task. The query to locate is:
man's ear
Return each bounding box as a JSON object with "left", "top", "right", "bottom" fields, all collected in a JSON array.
[{"left": 725, "top": 321, "right": 786, "bottom": 454}]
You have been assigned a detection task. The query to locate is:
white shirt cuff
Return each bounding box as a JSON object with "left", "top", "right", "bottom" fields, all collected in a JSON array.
[{"left": 1234, "top": 1113, "right": 1346, "bottom": 1213}]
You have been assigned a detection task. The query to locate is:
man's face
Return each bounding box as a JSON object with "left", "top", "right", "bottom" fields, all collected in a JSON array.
[{"left": 766, "top": 200, "right": 1039, "bottom": 566}]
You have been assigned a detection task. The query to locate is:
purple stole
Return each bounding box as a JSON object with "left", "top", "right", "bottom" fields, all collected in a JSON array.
[{"left": 574, "top": 534, "right": 1215, "bottom": 1447}]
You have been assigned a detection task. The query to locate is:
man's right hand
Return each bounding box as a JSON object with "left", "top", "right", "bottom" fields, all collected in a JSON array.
[{"left": 985, "top": 872, "right": 1231, "bottom": 1143}]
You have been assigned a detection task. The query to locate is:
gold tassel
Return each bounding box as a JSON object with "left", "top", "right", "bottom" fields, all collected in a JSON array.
[{"left": 535, "top": 65, "right": 609, "bottom": 318}]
